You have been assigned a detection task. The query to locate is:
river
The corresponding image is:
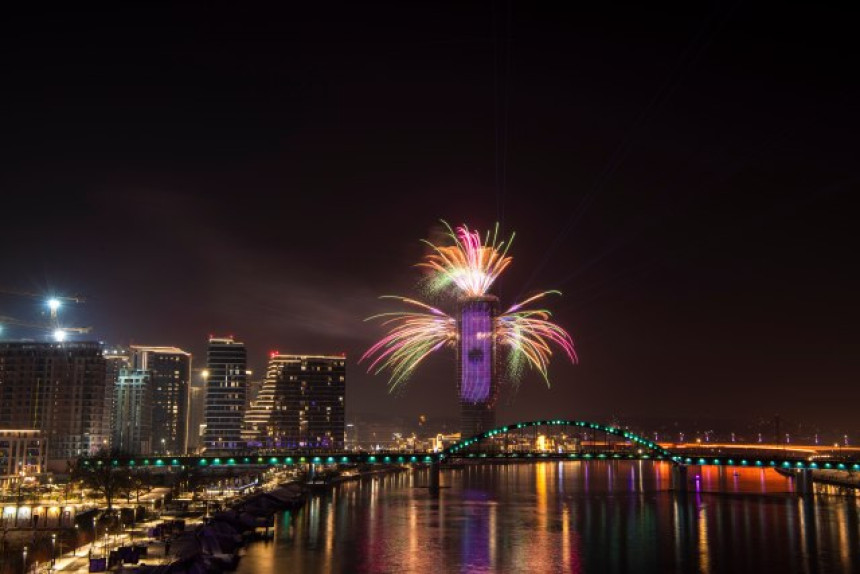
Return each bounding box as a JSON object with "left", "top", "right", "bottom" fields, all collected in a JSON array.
[{"left": 236, "top": 461, "right": 860, "bottom": 573}]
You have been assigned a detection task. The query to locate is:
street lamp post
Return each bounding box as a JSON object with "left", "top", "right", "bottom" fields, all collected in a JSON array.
[
  {"left": 51, "top": 533, "right": 56, "bottom": 568},
  {"left": 21, "top": 545, "right": 27, "bottom": 574},
  {"left": 74, "top": 524, "right": 79, "bottom": 556}
]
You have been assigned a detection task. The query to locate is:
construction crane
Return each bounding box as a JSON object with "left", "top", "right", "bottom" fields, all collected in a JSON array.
[
  {"left": 0, "top": 316, "right": 93, "bottom": 341},
  {"left": 0, "top": 289, "right": 85, "bottom": 323},
  {"left": 0, "top": 289, "right": 91, "bottom": 341}
]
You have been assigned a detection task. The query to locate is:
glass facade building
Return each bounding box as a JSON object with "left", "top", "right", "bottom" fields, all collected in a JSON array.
[
  {"left": 131, "top": 346, "right": 192, "bottom": 454},
  {"left": 203, "top": 337, "right": 247, "bottom": 451},
  {"left": 111, "top": 368, "right": 151, "bottom": 454}
]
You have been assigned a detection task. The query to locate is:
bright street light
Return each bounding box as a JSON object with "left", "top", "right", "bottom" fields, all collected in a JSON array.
[
  {"left": 47, "top": 298, "right": 61, "bottom": 312},
  {"left": 53, "top": 329, "right": 67, "bottom": 342}
]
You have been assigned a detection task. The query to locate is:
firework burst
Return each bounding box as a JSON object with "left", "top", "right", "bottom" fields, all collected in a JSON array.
[
  {"left": 419, "top": 221, "right": 514, "bottom": 297},
  {"left": 361, "top": 297, "right": 457, "bottom": 389},
  {"left": 495, "top": 291, "right": 577, "bottom": 385},
  {"left": 362, "top": 222, "right": 577, "bottom": 389}
]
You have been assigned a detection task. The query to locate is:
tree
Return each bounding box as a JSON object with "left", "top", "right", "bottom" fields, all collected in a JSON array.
[{"left": 69, "top": 449, "right": 133, "bottom": 512}]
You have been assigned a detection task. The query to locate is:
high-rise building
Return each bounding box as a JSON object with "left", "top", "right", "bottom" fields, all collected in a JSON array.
[
  {"left": 104, "top": 348, "right": 131, "bottom": 387},
  {"left": 104, "top": 347, "right": 130, "bottom": 450},
  {"left": 204, "top": 337, "right": 247, "bottom": 451},
  {"left": 111, "top": 369, "right": 151, "bottom": 455},
  {"left": 131, "top": 346, "right": 191, "bottom": 454},
  {"left": 0, "top": 342, "right": 109, "bottom": 469},
  {"left": 243, "top": 354, "right": 345, "bottom": 450},
  {"left": 187, "top": 373, "right": 206, "bottom": 453},
  {"left": 458, "top": 297, "right": 499, "bottom": 438}
]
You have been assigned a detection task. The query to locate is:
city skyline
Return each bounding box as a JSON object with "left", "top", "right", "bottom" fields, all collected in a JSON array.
[{"left": 0, "top": 3, "right": 857, "bottom": 433}]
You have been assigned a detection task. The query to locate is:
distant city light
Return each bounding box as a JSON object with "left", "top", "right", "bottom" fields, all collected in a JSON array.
[{"left": 53, "top": 329, "right": 67, "bottom": 342}]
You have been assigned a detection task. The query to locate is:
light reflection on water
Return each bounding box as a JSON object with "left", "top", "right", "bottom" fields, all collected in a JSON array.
[{"left": 237, "top": 462, "right": 860, "bottom": 573}]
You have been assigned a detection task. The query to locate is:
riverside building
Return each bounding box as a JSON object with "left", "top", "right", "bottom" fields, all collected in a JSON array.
[
  {"left": 243, "top": 354, "right": 345, "bottom": 450},
  {"left": 131, "top": 346, "right": 192, "bottom": 454},
  {"left": 203, "top": 337, "right": 247, "bottom": 451},
  {"left": 0, "top": 341, "right": 109, "bottom": 470}
]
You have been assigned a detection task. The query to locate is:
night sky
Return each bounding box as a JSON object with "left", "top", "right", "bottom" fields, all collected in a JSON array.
[{"left": 1, "top": 3, "right": 857, "bottom": 431}]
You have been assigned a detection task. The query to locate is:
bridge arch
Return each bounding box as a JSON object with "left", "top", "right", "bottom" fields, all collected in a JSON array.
[{"left": 441, "top": 419, "right": 677, "bottom": 461}]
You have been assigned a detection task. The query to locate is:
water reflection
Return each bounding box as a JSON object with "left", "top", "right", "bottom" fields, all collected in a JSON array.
[{"left": 238, "top": 462, "right": 860, "bottom": 573}]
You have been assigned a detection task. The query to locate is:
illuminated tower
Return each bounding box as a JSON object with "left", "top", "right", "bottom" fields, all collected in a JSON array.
[{"left": 458, "top": 296, "right": 499, "bottom": 437}]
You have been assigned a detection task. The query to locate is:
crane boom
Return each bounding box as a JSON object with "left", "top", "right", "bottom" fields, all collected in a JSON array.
[
  {"left": 0, "top": 289, "right": 85, "bottom": 303},
  {"left": 0, "top": 316, "right": 92, "bottom": 335}
]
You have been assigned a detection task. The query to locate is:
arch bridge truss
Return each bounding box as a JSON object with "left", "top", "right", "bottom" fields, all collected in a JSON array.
[{"left": 90, "top": 419, "right": 860, "bottom": 472}]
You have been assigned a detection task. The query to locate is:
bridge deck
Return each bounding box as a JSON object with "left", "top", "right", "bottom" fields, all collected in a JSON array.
[{"left": 90, "top": 451, "right": 860, "bottom": 471}]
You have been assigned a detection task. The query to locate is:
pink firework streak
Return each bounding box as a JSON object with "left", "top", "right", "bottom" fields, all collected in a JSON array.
[{"left": 362, "top": 223, "right": 577, "bottom": 389}]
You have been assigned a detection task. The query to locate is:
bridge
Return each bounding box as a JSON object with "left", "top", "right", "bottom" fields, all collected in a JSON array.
[{"left": 87, "top": 419, "right": 860, "bottom": 494}]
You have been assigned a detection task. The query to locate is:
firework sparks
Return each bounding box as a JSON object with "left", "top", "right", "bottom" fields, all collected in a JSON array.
[
  {"left": 496, "top": 291, "right": 577, "bottom": 385},
  {"left": 419, "top": 221, "right": 514, "bottom": 297},
  {"left": 362, "top": 222, "right": 577, "bottom": 390},
  {"left": 360, "top": 296, "right": 457, "bottom": 389}
]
